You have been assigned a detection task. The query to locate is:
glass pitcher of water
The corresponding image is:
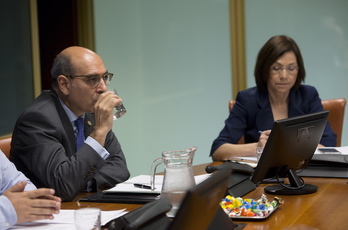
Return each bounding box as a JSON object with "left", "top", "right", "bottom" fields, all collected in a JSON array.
[{"left": 150, "top": 146, "right": 197, "bottom": 217}]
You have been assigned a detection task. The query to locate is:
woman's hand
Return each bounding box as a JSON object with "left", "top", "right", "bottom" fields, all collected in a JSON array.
[{"left": 257, "top": 130, "right": 271, "bottom": 148}]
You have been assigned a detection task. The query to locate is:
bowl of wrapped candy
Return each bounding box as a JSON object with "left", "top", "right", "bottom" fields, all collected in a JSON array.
[{"left": 220, "top": 194, "right": 283, "bottom": 220}]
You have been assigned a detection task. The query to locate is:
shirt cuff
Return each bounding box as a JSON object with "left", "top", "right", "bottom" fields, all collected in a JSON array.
[
  {"left": 0, "top": 196, "right": 17, "bottom": 229},
  {"left": 85, "top": 136, "right": 110, "bottom": 160}
]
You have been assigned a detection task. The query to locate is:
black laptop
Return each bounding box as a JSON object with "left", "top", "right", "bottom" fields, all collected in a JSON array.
[
  {"left": 298, "top": 153, "right": 348, "bottom": 178},
  {"left": 79, "top": 190, "right": 160, "bottom": 204}
]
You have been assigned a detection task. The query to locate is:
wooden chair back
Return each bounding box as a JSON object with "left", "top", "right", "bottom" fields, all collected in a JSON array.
[
  {"left": 0, "top": 136, "right": 11, "bottom": 158},
  {"left": 321, "top": 98, "right": 346, "bottom": 146}
]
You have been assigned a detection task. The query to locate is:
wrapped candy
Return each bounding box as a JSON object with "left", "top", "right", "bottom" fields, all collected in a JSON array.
[{"left": 220, "top": 194, "right": 283, "bottom": 218}]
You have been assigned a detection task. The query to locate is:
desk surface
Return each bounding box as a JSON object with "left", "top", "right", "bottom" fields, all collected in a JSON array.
[{"left": 62, "top": 163, "right": 348, "bottom": 230}]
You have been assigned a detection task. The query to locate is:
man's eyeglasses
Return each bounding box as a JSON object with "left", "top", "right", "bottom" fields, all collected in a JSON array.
[
  {"left": 270, "top": 65, "right": 299, "bottom": 75},
  {"left": 66, "top": 73, "right": 114, "bottom": 88}
]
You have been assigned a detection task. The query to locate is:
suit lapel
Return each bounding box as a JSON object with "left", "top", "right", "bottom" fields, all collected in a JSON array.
[
  {"left": 288, "top": 88, "right": 304, "bottom": 117},
  {"left": 255, "top": 89, "right": 276, "bottom": 131},
  {"left": 48, "top": 90, "right": 78, "bottom": 155},
  {"left": 255, "top": 88, "right": 305, "bottom": 131}
]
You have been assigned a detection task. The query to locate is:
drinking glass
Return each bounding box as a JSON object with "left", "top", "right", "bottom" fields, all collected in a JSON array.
[
  {"left": 75, "top": 208, "right": 101, "bottom": 230},
  {"left": 256, "top": 147, "right": 263, "bottom": 161},
  {"left": 112, "top": 89, "right": 127, "bottom": 120}
]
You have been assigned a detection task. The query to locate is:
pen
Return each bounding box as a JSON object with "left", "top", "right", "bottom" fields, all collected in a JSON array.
[
  {"left": 228, "top": 157, "right": 258, "bottom": 163},
  {"left": 258, "top": 130, "right": 262, "bottom": 134},
  {"left": 133, "top": 183, "right": 152, "bottom": 190}
]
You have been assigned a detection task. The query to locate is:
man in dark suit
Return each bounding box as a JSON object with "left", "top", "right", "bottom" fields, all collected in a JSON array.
[{"left": 10, "top": 46, "right": 130, "bottom": 201}]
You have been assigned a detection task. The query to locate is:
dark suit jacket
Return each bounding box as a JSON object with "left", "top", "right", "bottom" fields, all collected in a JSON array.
[
  {"left": 10, "top": 90, "right": 130, "bottom": 201},
  {"left": 210, "top": 85, "right": 336, "bottom": 156}
]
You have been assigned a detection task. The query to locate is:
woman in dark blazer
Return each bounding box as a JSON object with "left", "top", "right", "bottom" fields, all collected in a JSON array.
[{"left": 210, "top": 35, "right": 336, "bottom": 161}]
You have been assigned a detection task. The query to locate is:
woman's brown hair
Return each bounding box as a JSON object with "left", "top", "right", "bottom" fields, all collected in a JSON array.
[{"left": 254, "top": 35, "right": 306, "bottom": 91}]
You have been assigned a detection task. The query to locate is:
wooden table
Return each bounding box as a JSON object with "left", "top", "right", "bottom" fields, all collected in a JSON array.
[{"left": 62, "top": 163, "right": 348, "bottom": 230}]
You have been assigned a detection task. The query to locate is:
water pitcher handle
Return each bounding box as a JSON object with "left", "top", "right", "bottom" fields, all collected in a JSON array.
[{"left": 150, "top": 157, "right": 162, "bottom": 190}]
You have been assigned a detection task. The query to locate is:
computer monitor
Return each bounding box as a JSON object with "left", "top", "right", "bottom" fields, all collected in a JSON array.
[
  {"left": 169, "top": 168, "right": 241, "bottom": 230},
  {"left": 251, "top": 111, "right": 329, "bottom": 195}
]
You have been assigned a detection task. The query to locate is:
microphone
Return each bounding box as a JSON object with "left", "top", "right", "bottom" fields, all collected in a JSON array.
[
  {"left": 205, "top": 162, "right": 254, "bottom": 174},
  {"left": 205, "top": 163, "right": 233, "bottom": 174}
]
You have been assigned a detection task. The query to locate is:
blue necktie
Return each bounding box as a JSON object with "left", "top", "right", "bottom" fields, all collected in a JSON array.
[{"left": 75, "top": 117, "right": 85, "bottom": 150}]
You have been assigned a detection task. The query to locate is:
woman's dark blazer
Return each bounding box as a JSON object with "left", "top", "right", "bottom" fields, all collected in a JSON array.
[{"left": 210, "top": 85, "right": 336, "bottom": 156}]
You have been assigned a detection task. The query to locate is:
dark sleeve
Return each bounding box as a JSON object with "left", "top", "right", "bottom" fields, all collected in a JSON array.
[
  {"left": 210, "top": 92, "right": 249, "bottom": 156},
  {"left": 11, "top": 110, "right": 129, "bottom": 201},
  {"left": 92, "top": 130, "right": 130, "bottom": 191}
]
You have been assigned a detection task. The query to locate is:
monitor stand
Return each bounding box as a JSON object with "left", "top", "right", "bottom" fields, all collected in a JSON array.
[{"left": 264, "top": 169, "right": 318, "bottom": 195}]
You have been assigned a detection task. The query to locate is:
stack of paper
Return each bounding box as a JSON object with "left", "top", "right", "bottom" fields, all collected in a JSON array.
[
  {"left": 104, "top": 174, "right": 211, "bottom": 194},
  {"left": 10, "top": 209, "right": 127, "bottom": 229},
  {"left": 314, "top": 146, "right": 348, "bottom": 155},
  {"left": 226, "top": 157, "right": 258, "bottom": 168}
]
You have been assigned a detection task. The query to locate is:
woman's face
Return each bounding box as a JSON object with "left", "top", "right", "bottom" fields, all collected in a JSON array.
[{"left": 267, "top": 51, "right": 298, "bottom": 95}]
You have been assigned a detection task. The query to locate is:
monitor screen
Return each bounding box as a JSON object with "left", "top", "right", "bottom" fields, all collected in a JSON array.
[
  {"left": 168, "top": 168, "right": 238, "bottom": 230},
  {"left": 251, "top": 111, "right": 329, "bottom": 195}
]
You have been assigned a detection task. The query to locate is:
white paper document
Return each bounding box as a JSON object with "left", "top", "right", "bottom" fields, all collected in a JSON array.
[
  {"left": 226, "top": 157, "right": 258, "bottom": 168},
  {"left": 104, "top": 174, "right": 211, "bottom": 194},
  {"left": 314, "top": 146, "right": 348, "bottom": 155},
  {"left": 225, "top": 146, "right": 348, "bottom": 168},
  {"left": 10, "top": 209, "right": 127, "bottom": 229}
]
